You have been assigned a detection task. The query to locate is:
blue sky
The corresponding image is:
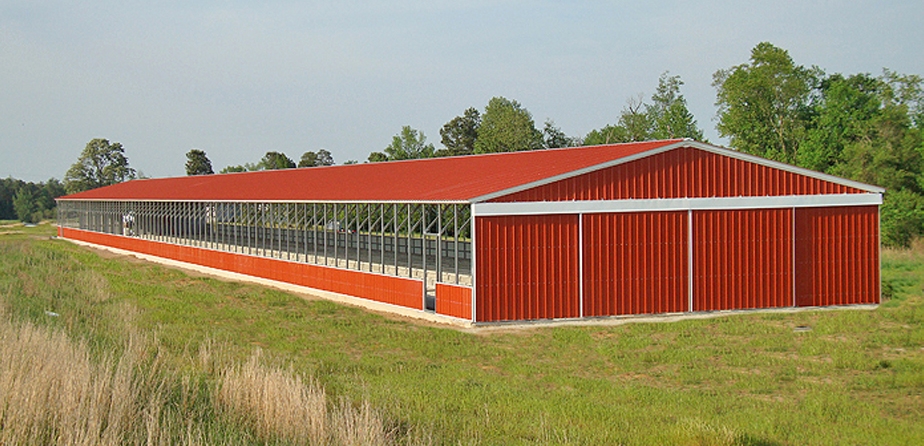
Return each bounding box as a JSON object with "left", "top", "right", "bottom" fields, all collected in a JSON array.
[{"left": 2, "top": 1, "right": 922, "bottom": 182}]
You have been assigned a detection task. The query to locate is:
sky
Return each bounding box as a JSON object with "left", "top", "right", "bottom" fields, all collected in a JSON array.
[{"left": 2, "top": 1, "right": 922, "bottom": 183}]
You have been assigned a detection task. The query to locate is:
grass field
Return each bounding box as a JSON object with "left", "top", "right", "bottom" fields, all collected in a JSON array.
[{"left": 1, "top": 223, "right": 923, "bottom": 445}]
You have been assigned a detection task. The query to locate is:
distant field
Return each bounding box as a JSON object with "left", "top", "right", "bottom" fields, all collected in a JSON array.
[{"left": 1, "top": 223, "right": 923, "bottom": 445}]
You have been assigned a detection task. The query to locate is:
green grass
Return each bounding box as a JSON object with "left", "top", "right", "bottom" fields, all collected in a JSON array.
[{"left": 2, "top": 223, "right": 924, "bottom": 444}]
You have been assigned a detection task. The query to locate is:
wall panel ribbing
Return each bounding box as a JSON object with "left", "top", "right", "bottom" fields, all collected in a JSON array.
[
  {"left": 435, "top": 283, "right": 472, "bottom": 320},
  {"left": 60, "top": 228, "right": 424, "bottom": 310},
  {"left": 795, "top": 206, "right": 880, "bottom": 306},
  {"left": 693, "top": 209, "right": 793, "bottom": 311},
  {"left": 492, "top": 148, "right": 863, "bottom": 202},
  {"left": 582, "top": 211, "right": 688, "bottom": 316},
  {"left": 475, "top": 215, "right": 579, "bottom": 322}
]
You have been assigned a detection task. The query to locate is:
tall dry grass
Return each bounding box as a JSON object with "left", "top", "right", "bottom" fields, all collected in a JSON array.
[
  {"left": 216, "top": 350, "right": 394, "bottom": 446},
  {"left": 0, "top": 235, "right": 427, "bottom": 445},
  {"left": 0, "top": 314, "right": 170, "bottom": 445},
  {"left": 0, "top": 312, "right": 416, "bottom": 446}
]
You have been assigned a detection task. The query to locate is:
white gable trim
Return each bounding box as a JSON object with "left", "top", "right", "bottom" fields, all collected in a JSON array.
[{"left": 470, "top": 140, "right": 884, "bottom": 203}]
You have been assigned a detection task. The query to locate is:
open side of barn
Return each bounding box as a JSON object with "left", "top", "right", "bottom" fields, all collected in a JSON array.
[{"left": 56, "top": 140, "right": 883, "bottom": 325}]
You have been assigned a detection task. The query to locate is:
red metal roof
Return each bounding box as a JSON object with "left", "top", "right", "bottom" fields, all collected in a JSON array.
[
  {"left": 59, "top": 140, "right": 683, "bottom": 202},
  {"left": 58, "top": 139, "right": 881, "bottom": 203}
]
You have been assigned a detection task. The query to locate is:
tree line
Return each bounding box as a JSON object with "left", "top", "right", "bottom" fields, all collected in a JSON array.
[
  {"left": 0, "top": 178, "right": 65, "bottom": 223},
  {"left": 17, "top": 42, "right": 924, "bottom": 247}
]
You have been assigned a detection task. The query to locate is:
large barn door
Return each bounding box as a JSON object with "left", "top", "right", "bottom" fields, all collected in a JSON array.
[
  {"left": 474, "top": 215, "right": 579, "bottom": 322},
  {"left": 794, "top": 206, "right": 880, "bottom": 307},
  {"left": 692, "top": 209, "right": 794, "bottom": 311},
  {"left": 582, "top": 211, "right": 688, "bottom": 316}
]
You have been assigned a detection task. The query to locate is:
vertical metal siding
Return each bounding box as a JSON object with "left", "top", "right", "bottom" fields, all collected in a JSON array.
[
  {"left": 491, "top": 148, "right": 863, "bottom": 202},
  {"left": 794, "top": 206, "right": 880, "bottom": 306},
  {"left": 475, "top": 215, "right": 579, "bottom": 322},
  {"left": 582, "top": 212, "right": 688, "bottom": 316},
  {"left": 693, "top": 209, "right": 793, "bottom": 311},
  {"left": 435, "top": 283, "right": 473, "bottom": 320}
]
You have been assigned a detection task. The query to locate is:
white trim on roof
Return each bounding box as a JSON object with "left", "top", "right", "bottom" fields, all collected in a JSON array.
[
  {"left": 471, "top": 140, "right": 884, "bottom": 203},
  {"left": 469, "top": 140, "right": 689, "bottom": 202},
  {"left": 683, "top": 141, "right": 885, "bottom": 194},
  {"left": 472, "top": 193, "right": 883, "bottom": 217}
]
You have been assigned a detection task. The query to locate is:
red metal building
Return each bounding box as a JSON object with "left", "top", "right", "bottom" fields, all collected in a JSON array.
[{"left": 56, "top": 140, "right": 883, "bottom": 324}]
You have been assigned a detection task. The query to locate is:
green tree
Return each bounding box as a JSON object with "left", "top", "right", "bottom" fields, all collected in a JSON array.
[
  {"left": 384, "top": 126, "right": 435, "bottom": 160},
  {"left": 881, "top": 189, "right": 924, "bottom": 247},
  {"left": 258, "top": 152, "right": 296, "bottom": 170},
  {"left": 617, "top": 95, "right": 653, "bottom": 142},
  {"left": 584, "top": 124, "right": 631, "bottom": 146},
  {"left": 12, "top": 188, "right": 37, "bottom": 223},
  {"left": 584, "top": 74, "right": 702, "bottom": 146},
  {"left": 220, "top": 165, "right": 248, "bottom": 174},
  {"left": 0, "top": 178, "right": 23, "bottom": 220},
  {"left": 367, "top": 152, "right": 388, "bottom": 163},
  {"left": 474, "top": 97, "right": 543, "bottom": 153},
  {"left": 582, "top": 95, "right": 651, "bottom": 145},
  {"left": 794, "top": 69, "right": 924, "bottom": 247},
  {"left": 713, "top": 42, "right": 820, "bottom": 163},
  {"left": 542, "top": 120, "right": 578, "bottom": 149},
  {"left": 298, "top": 149, "right": 335, "bottom": 167},
  {"left": 298, "top": 151, "right": 318, "bottom": 168},
  {"left": 798, "top": 73, "right": 883, "bottom": 172},
  {"left": 647, "top": 72, "right": 704, "bottom": 140},
  {"left": 185, "top": 149, "right": 214, "bottom": 176},
  {"left": 64, "top": 138, "right": 136, "bottom": 193},
  {"left": 439, "top": 107, "right": 481, "bottom": 156}
]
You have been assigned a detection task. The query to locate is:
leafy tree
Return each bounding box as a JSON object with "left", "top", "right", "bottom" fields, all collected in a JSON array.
[
  {"left": 384, "top": 126, "right": 435, "bottom": 160},
  {"left": 584, "top": 74, "right": 702, "bottom": 145},
  {"left": 797, "top": 73, "right": 883, "bottom": 172},
  {"left": 713, "top": 42, "right": 821, "bottom": 163},
  {"left": 881, "top": 189, "right": 924, "bottom": 247},
  {"left": 647, "top": 72, "right": 704, "bottom": 140},
  {"left": 298, "top": 149, "right": 335, "bottom": 168},
  {"left": 298, "top": 151, "right": 318, "bottom": 168},
  {"left": 258, "top": 152, "right": 296, "bottom": 170},
  {"left": 64, "top": 138, "right": 136, "bottom": 193},
  {"left": 342, "top": 160, "right": 358, "bottom": 165},
  {"left": 0, "top": 178, "right": 22, "bottom": 220},
  {"left": 584, "top": 124, "right": 632, "bottom": 146},
  {"left": 825, "top": 78, "right": 924, "bottom": 194},
  {"left": 12, "top": 188, "right": 36, "bottom": 223},
  {"left": 220, "top": 165, "right": 248, "bottom": 174},
  {"left": 474, "top": 97, "right": 543, "bottom": 153},
  {"left": 617, "top": 95, "right": 653, "bottom": 142},
  {"left": 367, "top": 152, "right": 388, "bottom": 163},
  {"left": 37, "top": 179, "right": 65, "bottom": 218},
  {"left": 185, "top": 149, "right": 214, "bottom": 176},
  {"left": 542, "top": 120, "right": 579, "bottom": 148},
  {"left": 439, "top": 107, "right": 481, "bottom": 156}
]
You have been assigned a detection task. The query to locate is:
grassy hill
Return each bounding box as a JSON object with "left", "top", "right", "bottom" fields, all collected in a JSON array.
[{"left": 1, "top": 223, "right": 922, "bottom": 445}]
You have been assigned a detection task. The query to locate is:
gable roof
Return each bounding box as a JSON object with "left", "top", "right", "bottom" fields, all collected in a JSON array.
[{"left": 58, "top": 139, "right": 883, "bottom": 203}]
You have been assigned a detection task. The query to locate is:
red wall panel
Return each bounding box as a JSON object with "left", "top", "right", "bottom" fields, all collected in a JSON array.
[
  {"left": 582, "top": 211, "right": 688, "bottom": 316},
  {"left": 475, "top": 215, "right": 579, "bottom": 322},
  {"left": 693, "top": 209, "right": 793, "bottom": 311},
  {"left": 436, "top": 283, "right": 473, "bottom": 320},
  {"left": 492, "top": 147, "right": 863, "bottom": 202},
  {"left": 794, "top": 206, "right": 880, "bottom": 306},
  {"left": 60, "top": 228, "right": 423, "bottom": 310}
]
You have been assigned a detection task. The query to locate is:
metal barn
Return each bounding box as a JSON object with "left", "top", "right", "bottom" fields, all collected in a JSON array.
[{"left": 56, "top": 139, "right": 883, "bottom": 324}]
